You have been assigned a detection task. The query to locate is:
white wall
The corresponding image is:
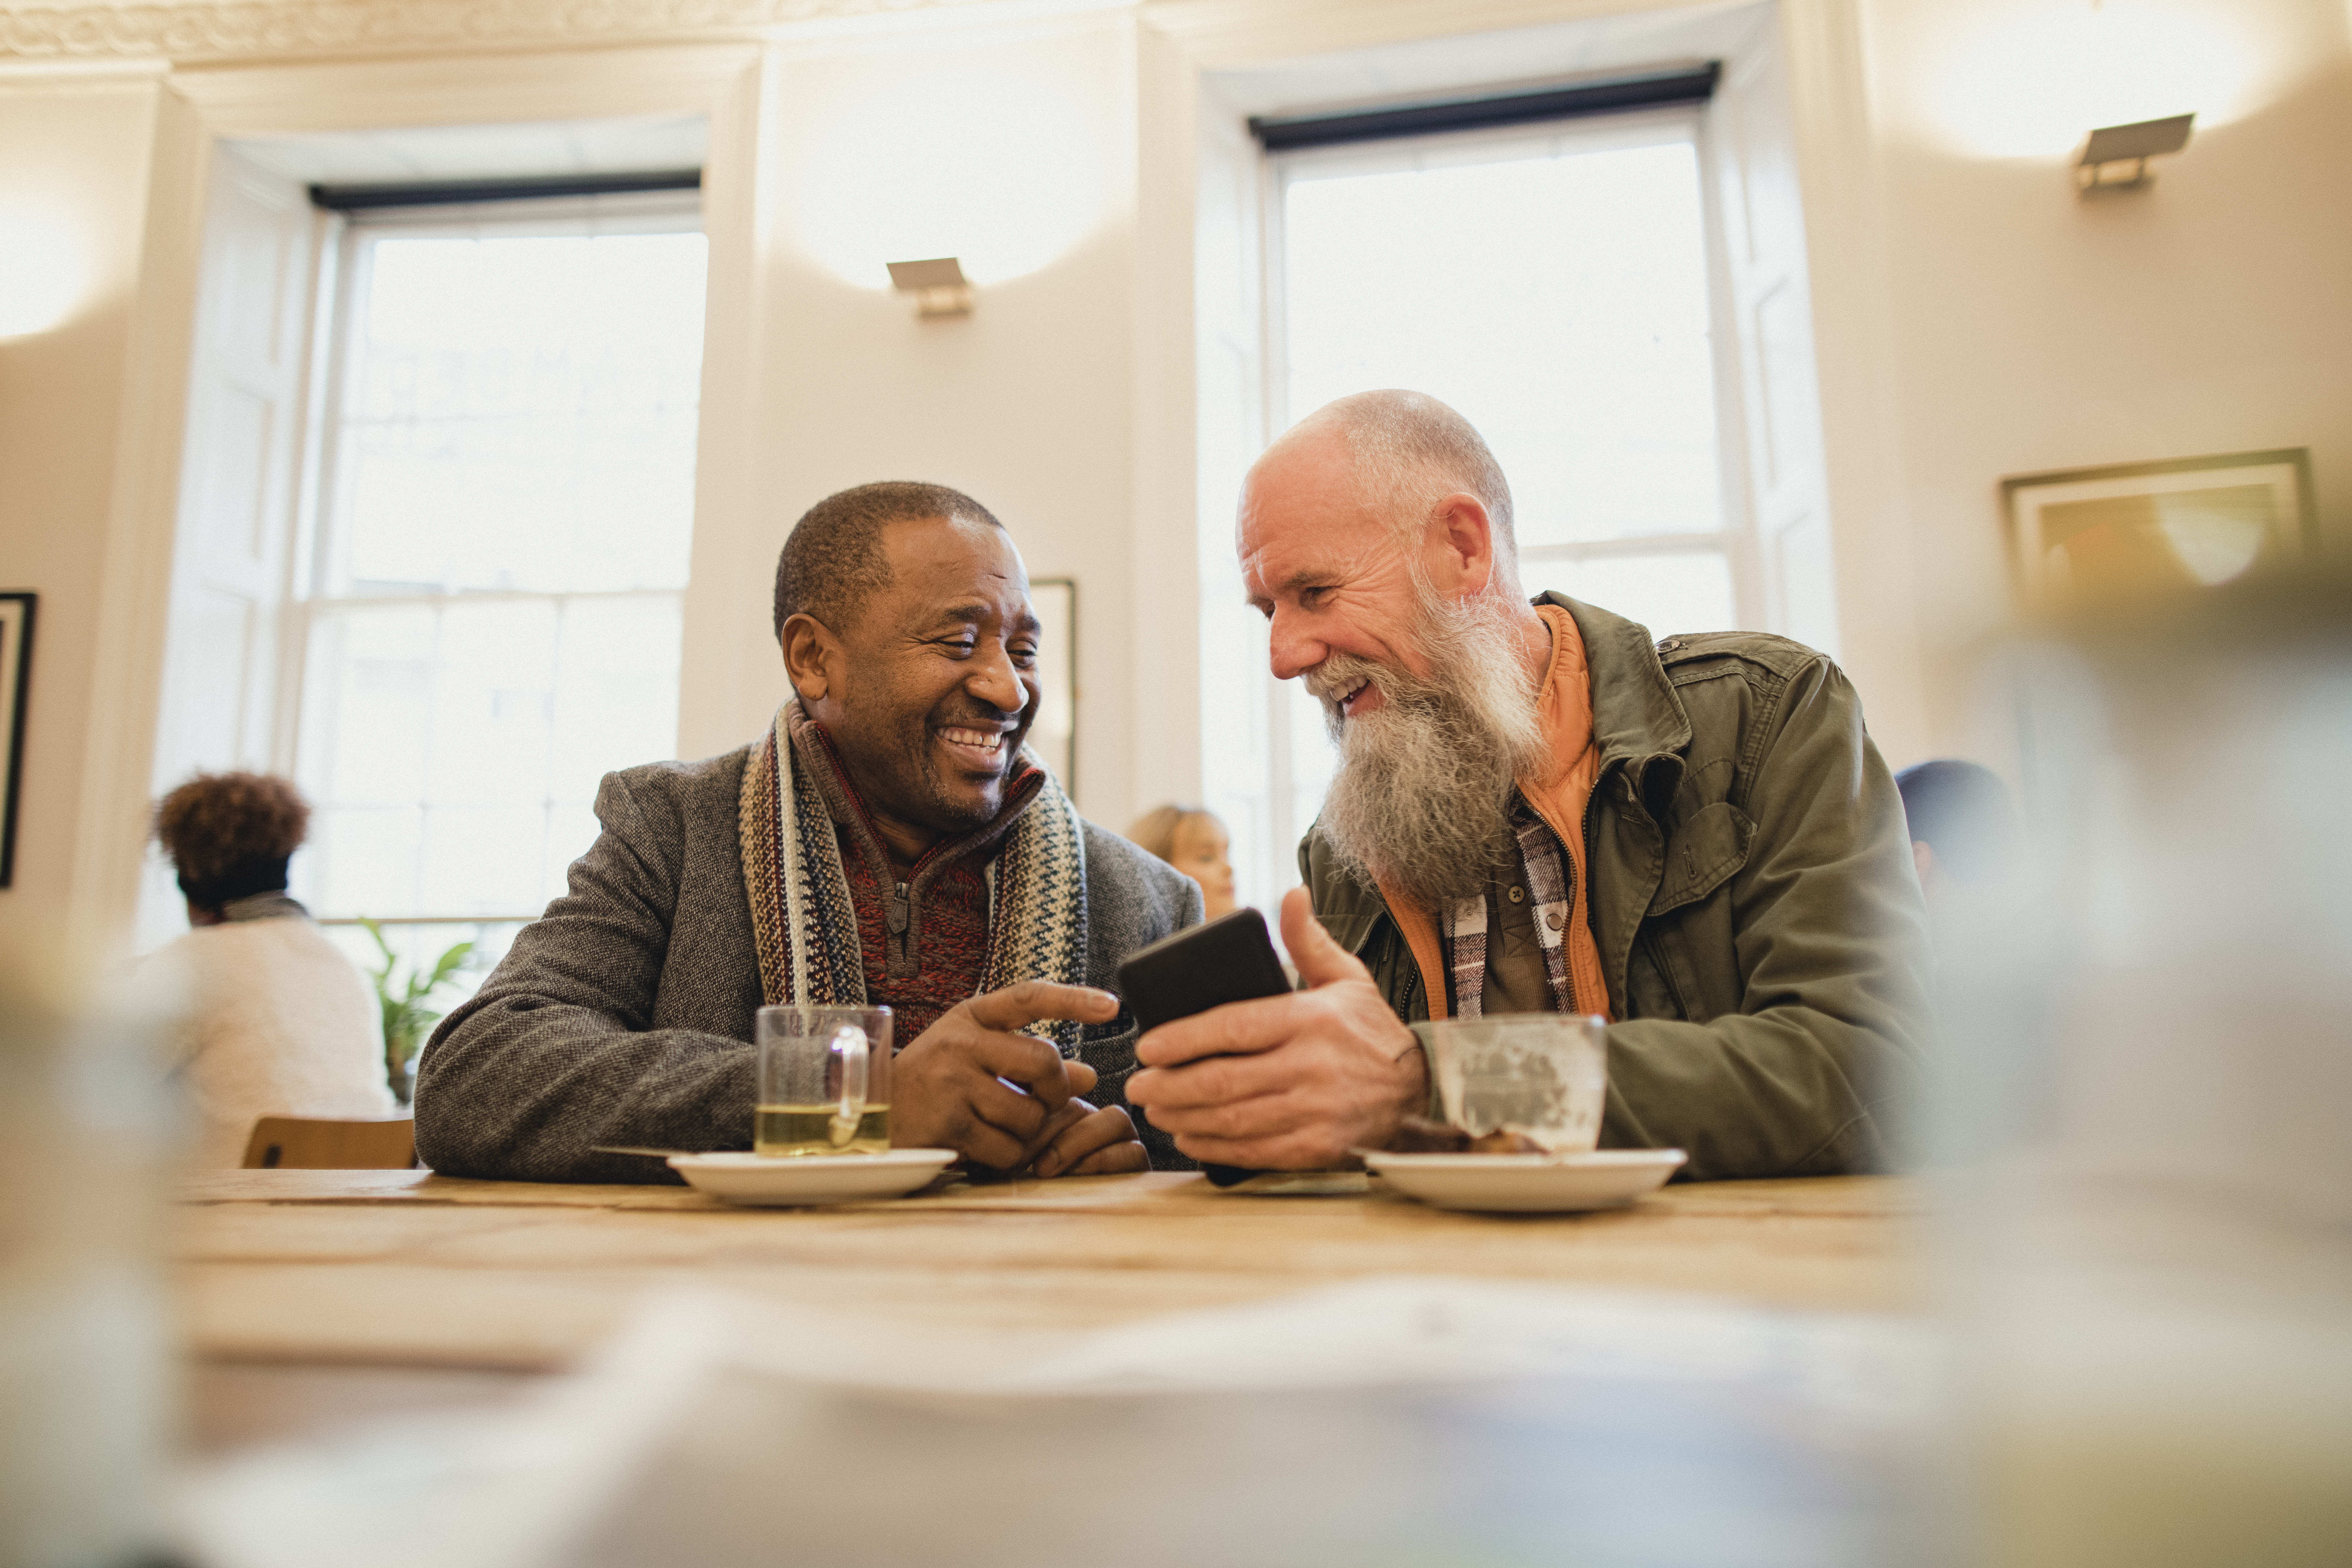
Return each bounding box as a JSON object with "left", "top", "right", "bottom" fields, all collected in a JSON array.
[
  {"left": 0, "top": 74, "right": 159, "bottom": 949},
  {"left": 678, "top": 16, "right": 1148, "bottom": 829},
  {"left": 1857, "top": 0, "right": 2352, "bottom": 759}
]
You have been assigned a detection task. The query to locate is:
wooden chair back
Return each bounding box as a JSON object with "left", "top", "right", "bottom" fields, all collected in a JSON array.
[{"left": 242, "top": 1116, "right": 417, "bottom": 1170}]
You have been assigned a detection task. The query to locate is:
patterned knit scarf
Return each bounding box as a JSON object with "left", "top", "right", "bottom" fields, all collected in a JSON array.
[{"left": 736, "top": 703, "right": 1092, "bottom": 1052}]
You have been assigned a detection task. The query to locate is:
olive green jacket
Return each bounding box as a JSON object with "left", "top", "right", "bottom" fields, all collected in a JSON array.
[{"left": 1301, "top": 594, "right": 1933, "bottom": 1180}]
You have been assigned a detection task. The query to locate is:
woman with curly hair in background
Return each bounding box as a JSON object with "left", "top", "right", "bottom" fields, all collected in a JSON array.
[{"left": 149, "top": 772, "right": 393, "bottom": 1165}]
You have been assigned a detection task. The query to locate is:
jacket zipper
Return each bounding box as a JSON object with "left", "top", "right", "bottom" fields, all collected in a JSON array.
[
  {"left": 1556, "top": 820, "right": 1579, "bottom": 1016},
  {"left": 1575, "top": 784, "right": 1602, "bottom": 1015},
  {"left": 1388, "top": 930, "right": 1419, "bottom": 1022}
]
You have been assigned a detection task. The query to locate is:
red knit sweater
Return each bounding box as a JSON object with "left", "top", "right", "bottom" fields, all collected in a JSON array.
[{"left": 798, "top": 724, "right": 1043, "bottom": 1046}]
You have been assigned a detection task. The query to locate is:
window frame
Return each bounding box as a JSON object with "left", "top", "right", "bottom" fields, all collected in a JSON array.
[
  {"left": 1263, "top": 103, "right": 1754, "bottom": 602},
  {"left": 288, "top": 192, "right": 707, "bottom": 930}
]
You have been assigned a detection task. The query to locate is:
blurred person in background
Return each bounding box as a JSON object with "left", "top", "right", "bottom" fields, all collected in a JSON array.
[
  {"left": 148, "top": 772, "right": 394, "bottom": 1166},
  {"left": 1127, "top": 804, "right": 1238, "bottom": 921},
  {"left": 1127, "top": 390, "right": 1933, "bottom": 1179},
  {"left": 1895, "top": 760, "right": 2018, "bottom": 899},
  {"left": 1895, "top": 759, "right": 2021, "bottom": 949}
]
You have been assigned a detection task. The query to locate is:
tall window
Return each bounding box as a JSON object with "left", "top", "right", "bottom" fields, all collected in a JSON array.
[
  {"left": 1261, "top": 109, "right": 1744, "bottom": 880},
  {"left": 293, "top": 200, "right": 707, "bottom": 977}
]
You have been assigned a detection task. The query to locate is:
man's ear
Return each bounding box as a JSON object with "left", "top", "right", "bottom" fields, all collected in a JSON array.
[
  {"left": 780, "top": 613, "right": 841, "bottom": 704},
  {"left": 1423, "top": 492, "right": 1496, "bottom": 598}
]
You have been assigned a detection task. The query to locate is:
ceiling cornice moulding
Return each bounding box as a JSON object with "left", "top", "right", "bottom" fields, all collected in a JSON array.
[{"left": 0, "top": 0, "right": 1036, "bottom": 64}]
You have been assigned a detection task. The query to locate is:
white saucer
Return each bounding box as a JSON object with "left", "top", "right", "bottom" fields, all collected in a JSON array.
[
  {"left": 667, "top": 1149, "right": 957, "bottom": 1207},
  {"left": 1362, "top": 1148, "right": 1687, "bottom": 1212}
]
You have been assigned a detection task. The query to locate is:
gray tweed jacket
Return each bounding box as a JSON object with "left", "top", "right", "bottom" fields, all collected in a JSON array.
[{"left": 413, "top": 745, "right": 1202, "bottom": 1182}]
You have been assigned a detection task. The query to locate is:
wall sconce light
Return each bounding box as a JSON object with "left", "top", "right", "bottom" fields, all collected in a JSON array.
[
  {"left": 2077, "top": 113, "right": 2194, "bottom": 196},
  {"left": 886, "top": 257, "right": 974, "bottom": 319}
]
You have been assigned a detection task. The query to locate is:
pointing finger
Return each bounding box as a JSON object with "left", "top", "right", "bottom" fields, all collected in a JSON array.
[{"left": 966, "top": 981, "right": 1120, "bottom": 1032}]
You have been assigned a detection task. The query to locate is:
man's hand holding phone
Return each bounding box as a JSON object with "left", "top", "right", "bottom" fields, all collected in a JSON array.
[{"left": 1125, "top": 888, "right": 1425, "bottom": 1170}]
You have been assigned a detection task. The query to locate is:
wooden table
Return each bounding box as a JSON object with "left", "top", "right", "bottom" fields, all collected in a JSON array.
[{"left": 176, "top": 1168, "right": 1921, "bottom": 1455}]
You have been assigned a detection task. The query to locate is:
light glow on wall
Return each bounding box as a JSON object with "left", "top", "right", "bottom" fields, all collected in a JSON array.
[
  {"left": 784, "top": 47, "right": 1118, "bottom": 290},
  {"left": 0, "top": 206, "right": 88, "bottom": 337},
  {"left": 1919, "top": 0, "right": 2267, "bottom": 159}
]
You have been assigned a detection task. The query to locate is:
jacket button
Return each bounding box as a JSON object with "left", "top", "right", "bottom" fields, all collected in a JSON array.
[
  {"left": 1546, "top": 910, "right": 1564, "bottom": 932},
  {"left": 1506, "top": 886, "right": 1525, "bottom": 904}
]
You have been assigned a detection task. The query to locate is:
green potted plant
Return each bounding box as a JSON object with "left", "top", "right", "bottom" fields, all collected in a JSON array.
[{"left": 361, "top": 919, "right": 474, "bottom": 1105}]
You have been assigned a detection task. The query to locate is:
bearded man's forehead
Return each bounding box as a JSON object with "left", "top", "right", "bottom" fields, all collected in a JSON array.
[{"left": 1243, "top": 516, "right": 1403, "bottom": 592}]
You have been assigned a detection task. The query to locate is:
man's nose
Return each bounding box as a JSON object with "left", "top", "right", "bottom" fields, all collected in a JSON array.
[
  {"left": 1266, "top": 610, "right": 1325, "bottom": 683},
  {"left": 967, "top": 642, "right": 1026, "bottom": 712}
]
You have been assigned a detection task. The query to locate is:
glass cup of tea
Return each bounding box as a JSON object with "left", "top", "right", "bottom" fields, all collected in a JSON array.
[
  {"left": 1414, "top": 1013, "right": 1609, "bottom": 1152},
  {"left": 755, "top": 1004, "right": 893, "bottom": 1157}
]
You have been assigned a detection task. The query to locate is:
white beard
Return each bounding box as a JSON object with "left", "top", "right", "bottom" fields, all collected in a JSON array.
[{"left": 1306, "top": 588, "right": 1547, "bottom": 909}]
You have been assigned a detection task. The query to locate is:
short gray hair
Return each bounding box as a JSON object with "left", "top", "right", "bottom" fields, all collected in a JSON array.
[{"left": 1312, "top": 391, "right": 1519, "bottom": 599}]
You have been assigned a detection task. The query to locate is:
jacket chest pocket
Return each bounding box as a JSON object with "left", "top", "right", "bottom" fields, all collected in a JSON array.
[
  {"left": 1628, "top": 801, "right": 1754, "bottom": 1021},
  {"left": 1647, "top": 801, "right": 1754, "bottom": 916}
]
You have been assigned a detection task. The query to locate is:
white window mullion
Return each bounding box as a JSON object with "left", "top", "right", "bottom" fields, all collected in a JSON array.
[{"left": 289, "top": 200, "right": 706, "bottom": 1000}]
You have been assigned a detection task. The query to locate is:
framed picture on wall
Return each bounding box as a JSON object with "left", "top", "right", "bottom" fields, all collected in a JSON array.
[
  {"left": 1029, "top": 578, "right": 1077, "bottom": 797},
  {"left": 2002, "top": 449, "right": 2316, "bottom": 602},
  {"left": 0, "top": 592, "right": 35, "bottom": 889}
]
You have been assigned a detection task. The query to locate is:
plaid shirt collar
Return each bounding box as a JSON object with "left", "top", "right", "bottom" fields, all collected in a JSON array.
[{"left": 1439, "top": 791, "right": 1578, "bottom": 1019}]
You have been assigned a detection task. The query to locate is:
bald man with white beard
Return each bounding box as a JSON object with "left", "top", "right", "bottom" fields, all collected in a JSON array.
[{"left": 1124, "top": 391, "right": 1933, "bottom": 1181}]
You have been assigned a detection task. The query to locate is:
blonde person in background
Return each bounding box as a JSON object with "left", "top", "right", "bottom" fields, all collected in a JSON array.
[
  {"left": 1127, "top": 805, "right": 1238, "bottom": 921},
  {"left": 147, "top": 773, "right": 394, "bottom": 1166}
]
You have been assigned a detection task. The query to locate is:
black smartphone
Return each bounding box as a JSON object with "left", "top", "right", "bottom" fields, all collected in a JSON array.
[{"left": 1117, "top": 907, "right": 1293, "bottom": 1187}]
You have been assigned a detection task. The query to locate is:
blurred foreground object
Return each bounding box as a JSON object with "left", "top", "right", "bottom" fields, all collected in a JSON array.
[
  {"left": 1940, "top": 574, "right": 2352, "bottom": 1566},
  {"left": 0, "top": 949, "right": 173, "bottom": 1568},
  {"left": 182, "top": 1281, "right": 1931, "bottom": 1568}
]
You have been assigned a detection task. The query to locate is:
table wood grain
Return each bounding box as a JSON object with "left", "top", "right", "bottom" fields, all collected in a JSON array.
[{"left": 173, "top": 1169, "right": 1921, "bottom": 1378}]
